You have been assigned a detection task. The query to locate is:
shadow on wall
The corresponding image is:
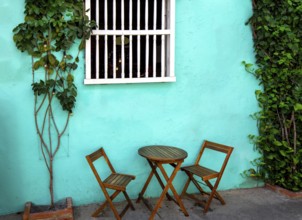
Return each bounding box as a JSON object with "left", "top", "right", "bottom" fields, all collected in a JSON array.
[{"left": 0, "top": 98, "right": 24, "bottom": 214}]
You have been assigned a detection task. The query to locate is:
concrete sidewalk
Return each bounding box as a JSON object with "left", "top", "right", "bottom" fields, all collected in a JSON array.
[{"left": 1, "top": 187, "right": 302, "bottom": 220}]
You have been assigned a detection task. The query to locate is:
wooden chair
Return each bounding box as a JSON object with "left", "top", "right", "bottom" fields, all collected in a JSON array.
[
  {"left": 86, "top": 147, "right": 136, "bottom": 220},
  {"left": 181, "top": 140, "right": 234, "bottom": 213}
]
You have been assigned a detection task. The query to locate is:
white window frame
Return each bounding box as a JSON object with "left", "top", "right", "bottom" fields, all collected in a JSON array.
[{"left": 84, "top": 0, "right": 175, "bottom": 85}]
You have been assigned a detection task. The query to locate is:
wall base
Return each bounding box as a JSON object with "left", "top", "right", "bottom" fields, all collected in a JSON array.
[{"left": 265, "top": 184, "right": 302, "bottom": 199}]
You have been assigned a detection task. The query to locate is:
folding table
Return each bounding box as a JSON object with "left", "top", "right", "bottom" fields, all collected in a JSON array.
[{"left": 136, "top": 145, "right": 189, "bottom": 220}]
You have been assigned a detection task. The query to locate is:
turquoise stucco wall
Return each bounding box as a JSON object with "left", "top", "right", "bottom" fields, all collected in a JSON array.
[{"left": 0, "top": 0, "right": 259, "bottom": 215}]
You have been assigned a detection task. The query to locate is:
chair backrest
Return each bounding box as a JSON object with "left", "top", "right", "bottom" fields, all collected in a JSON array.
[
  {"left": 86, "top": 147, "right": 116, "bottom": 187},
  {"left": 195, "top": 140, "right": 234, "bottom": 176}
]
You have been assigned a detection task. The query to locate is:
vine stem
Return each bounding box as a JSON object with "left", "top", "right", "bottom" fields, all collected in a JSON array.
[
  {"left": 292, "top": 112, "right": 297, "bottom": 154},
  {"left": 276, "top": 108, "right": 285, "bottom": 141},
  {"left": 281, "top": 113, "right": 290, "bottom": 146}
]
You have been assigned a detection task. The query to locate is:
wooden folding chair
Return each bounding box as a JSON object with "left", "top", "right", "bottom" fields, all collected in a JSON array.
[
  {"left": 181, "top": 140, "right": 233, "bottom": 213},
  {"left": 86, "top": 147, "right": 136, "bottom": 220}
]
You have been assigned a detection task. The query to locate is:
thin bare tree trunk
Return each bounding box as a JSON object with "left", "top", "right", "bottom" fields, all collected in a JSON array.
[{"left": 49, "top": 158, "right": 54, "bottom": 208}]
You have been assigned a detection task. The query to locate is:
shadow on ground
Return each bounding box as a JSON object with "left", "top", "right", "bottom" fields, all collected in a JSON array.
[{"left": 1, "top": 187, "right": 302, "bottom": 220}]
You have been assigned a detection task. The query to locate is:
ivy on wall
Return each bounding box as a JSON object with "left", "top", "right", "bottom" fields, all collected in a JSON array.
[{"left": 244, "top": 0, "right": 302, "bottom": 191}]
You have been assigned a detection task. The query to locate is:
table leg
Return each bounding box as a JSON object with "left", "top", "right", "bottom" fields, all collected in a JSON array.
[
  {"left": 137, "top": 159, "right": 173, "bottom": 204},
  {"left": 148, "top": 160, "right": 174, "bottom": 201},
  {"left": 149, "top": 162, "right": 189, "bottom": 220},
  {"left": 136, "top": 164, "right": 155, "bottom": 203},
  {"left": 158, "top": 163, "right": 189, "bottom": 217}
]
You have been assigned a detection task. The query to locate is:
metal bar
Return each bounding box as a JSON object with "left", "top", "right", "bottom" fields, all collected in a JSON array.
[
  {"left": 129, "top": 0, "right": 133, "bottom": 78},
  {"left": 153, "top": 0, "right": 157, "bottom": 77},
  {"left": 167, "top": 0, "right": 175, "bottom": 77},
  {"left": 121, "top": 0, "right": 125, "bottom": 78},
  {"left": 113, "top": 0, "right": 116, "bottom": 78},
  {"left": 145, "top": 0, "right": 149, "bottom": 77},
  {"left": 137, "top": 0, "right": 140, "bottom": 78},
  {"left": 104, "top": 0, "right": 108, "bottom": 78},
  {"left": 161, "top": 0, "right": 166, "bottom": 77},
  {"left": 96, "top": 0, "right": 100, "bottom": 79},
  {"left": 92, "top": 29, "right": 171, "bottom": 35},
  {"left": 85, "top": 0, "right": 91, "bottom": 79}
]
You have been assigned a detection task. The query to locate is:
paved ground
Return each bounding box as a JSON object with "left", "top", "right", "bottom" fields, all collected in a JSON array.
[{"left": 1, "top": 187, "right": 302, "bottom": 220}]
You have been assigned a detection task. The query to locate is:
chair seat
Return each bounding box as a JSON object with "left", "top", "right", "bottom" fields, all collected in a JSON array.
[
  {"left": 182, "top": 165, "right": 219, "bottom": 181},
  {"left": 104, "top": 173, "right": 135, "bottom": 191}
]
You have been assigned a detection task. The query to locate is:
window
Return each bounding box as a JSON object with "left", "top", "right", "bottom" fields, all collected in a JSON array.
[{"left": 85, "top": 0, "right": 175, "bottom": 84}]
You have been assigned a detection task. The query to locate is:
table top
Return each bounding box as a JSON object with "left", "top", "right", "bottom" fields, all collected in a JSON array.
[{"left": 138, "top": 145, "right": 187, "bottom": 162}]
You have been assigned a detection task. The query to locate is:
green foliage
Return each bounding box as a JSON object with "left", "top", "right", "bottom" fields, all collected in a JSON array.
[
  {"left": 245, "top": 0, "right": 302, "bottom": 191},
  {"left": 12, "top": 0, "right": 96, "bottom": 206},
  {"left": 13, "top": 0, "right": 95, "bottom": 113}
]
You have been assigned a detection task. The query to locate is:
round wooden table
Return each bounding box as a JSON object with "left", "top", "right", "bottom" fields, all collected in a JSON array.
[{"left": 137, "top": 145, "right": 189, "bottom": 220}]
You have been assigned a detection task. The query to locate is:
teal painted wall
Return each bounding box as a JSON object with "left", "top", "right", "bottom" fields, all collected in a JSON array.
[{"left": 0, "top": 0, "right": 259, "bottom": 215}]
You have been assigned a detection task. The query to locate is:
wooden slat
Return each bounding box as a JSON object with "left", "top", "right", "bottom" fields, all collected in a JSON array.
[
  {"left": 104, "top": 174, "right": 133, "bottom": 190},
  {"left": 87, "top": 148, "right": 104, "bottom": 162},
  {"left": 182, "top": 165, "right": 219, "bottom": 180},
  {"left": 138, "top": 145, "right": 187, "bottom": 162},
  {"left": 205, "top": 141, "right": 233, "bottom": 153}
]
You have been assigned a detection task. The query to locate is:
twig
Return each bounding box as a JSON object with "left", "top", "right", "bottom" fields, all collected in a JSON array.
[
  {"left": 276, "top": 108, "right": 285, "bottom": 140},
  {"left": 292, "top": 111, "right": 296, "bottom": 154}
]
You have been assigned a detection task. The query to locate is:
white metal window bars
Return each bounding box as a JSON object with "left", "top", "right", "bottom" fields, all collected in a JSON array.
[{"left": 85, "top": 0, "right": 175, "bottom": 84}]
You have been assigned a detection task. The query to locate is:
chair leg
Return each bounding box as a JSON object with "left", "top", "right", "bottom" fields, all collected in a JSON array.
[
  {"left": 181, "top": 177, "right": 191, "bottom": 197},
  {"left": 92, "top": 200, "right": 108, "bottom": 217},
  {"left": 203, "top": 188, "right": 216, "bottom": 213},
  {"left": 181, "top": 174, "right": 215, "bottom": 213},
  {"left": 205, "top": 180, "right": 225, "bottom": 205},
  {"left": 123, "top": 191, "right": 135, "bottom": 210},
  {"left": 93, "top": 190, "right": 121, "bottom": 219},
  {"left": 203, "top": 180, "right": 225, "bottom": 214},
  {"left": 107, "top": 192, "right": 122, "bottom": 220},
  {"left": 191, "top": 177, "right": 206, "bottom": 196},
  {"left": 119, "top": 204, "right": 130, "bottom": 219},
  {"left": 116, "top": 191, "right": 135, "bottom": 218}
]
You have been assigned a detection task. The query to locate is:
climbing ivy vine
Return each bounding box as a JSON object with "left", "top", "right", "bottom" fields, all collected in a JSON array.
[
  {"left": 244, "top": 0, "right": 302, "bottom": 191},
  {"left": 13, "top": 0, "right": 95, "bottom": 207}
]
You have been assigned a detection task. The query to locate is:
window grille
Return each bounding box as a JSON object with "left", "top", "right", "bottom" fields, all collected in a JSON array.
[{"left": 85, "top": 0, "right": 175, "bottom": 84}]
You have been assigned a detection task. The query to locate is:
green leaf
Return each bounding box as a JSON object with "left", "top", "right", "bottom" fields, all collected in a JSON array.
[
  {"left": 78, "top": 40, "right": 85, "bottom": 50},
  {"left": 279, "top": 150, "right": 287, "bottom": 157},
  {"left": 33, "top": 60, "right": 41, "bottom": 70},
  {"left": 294, "top": 103, "right": 302, "bottom": 111},
  {"left": 65, "top": 55, "right": 73, "bottom": 60},
  {"left": 67, "top": 73, "right": 74, "bottom": 83},
  {"left": 48, "top": 54, "right": 57, "bottom": 66}
]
